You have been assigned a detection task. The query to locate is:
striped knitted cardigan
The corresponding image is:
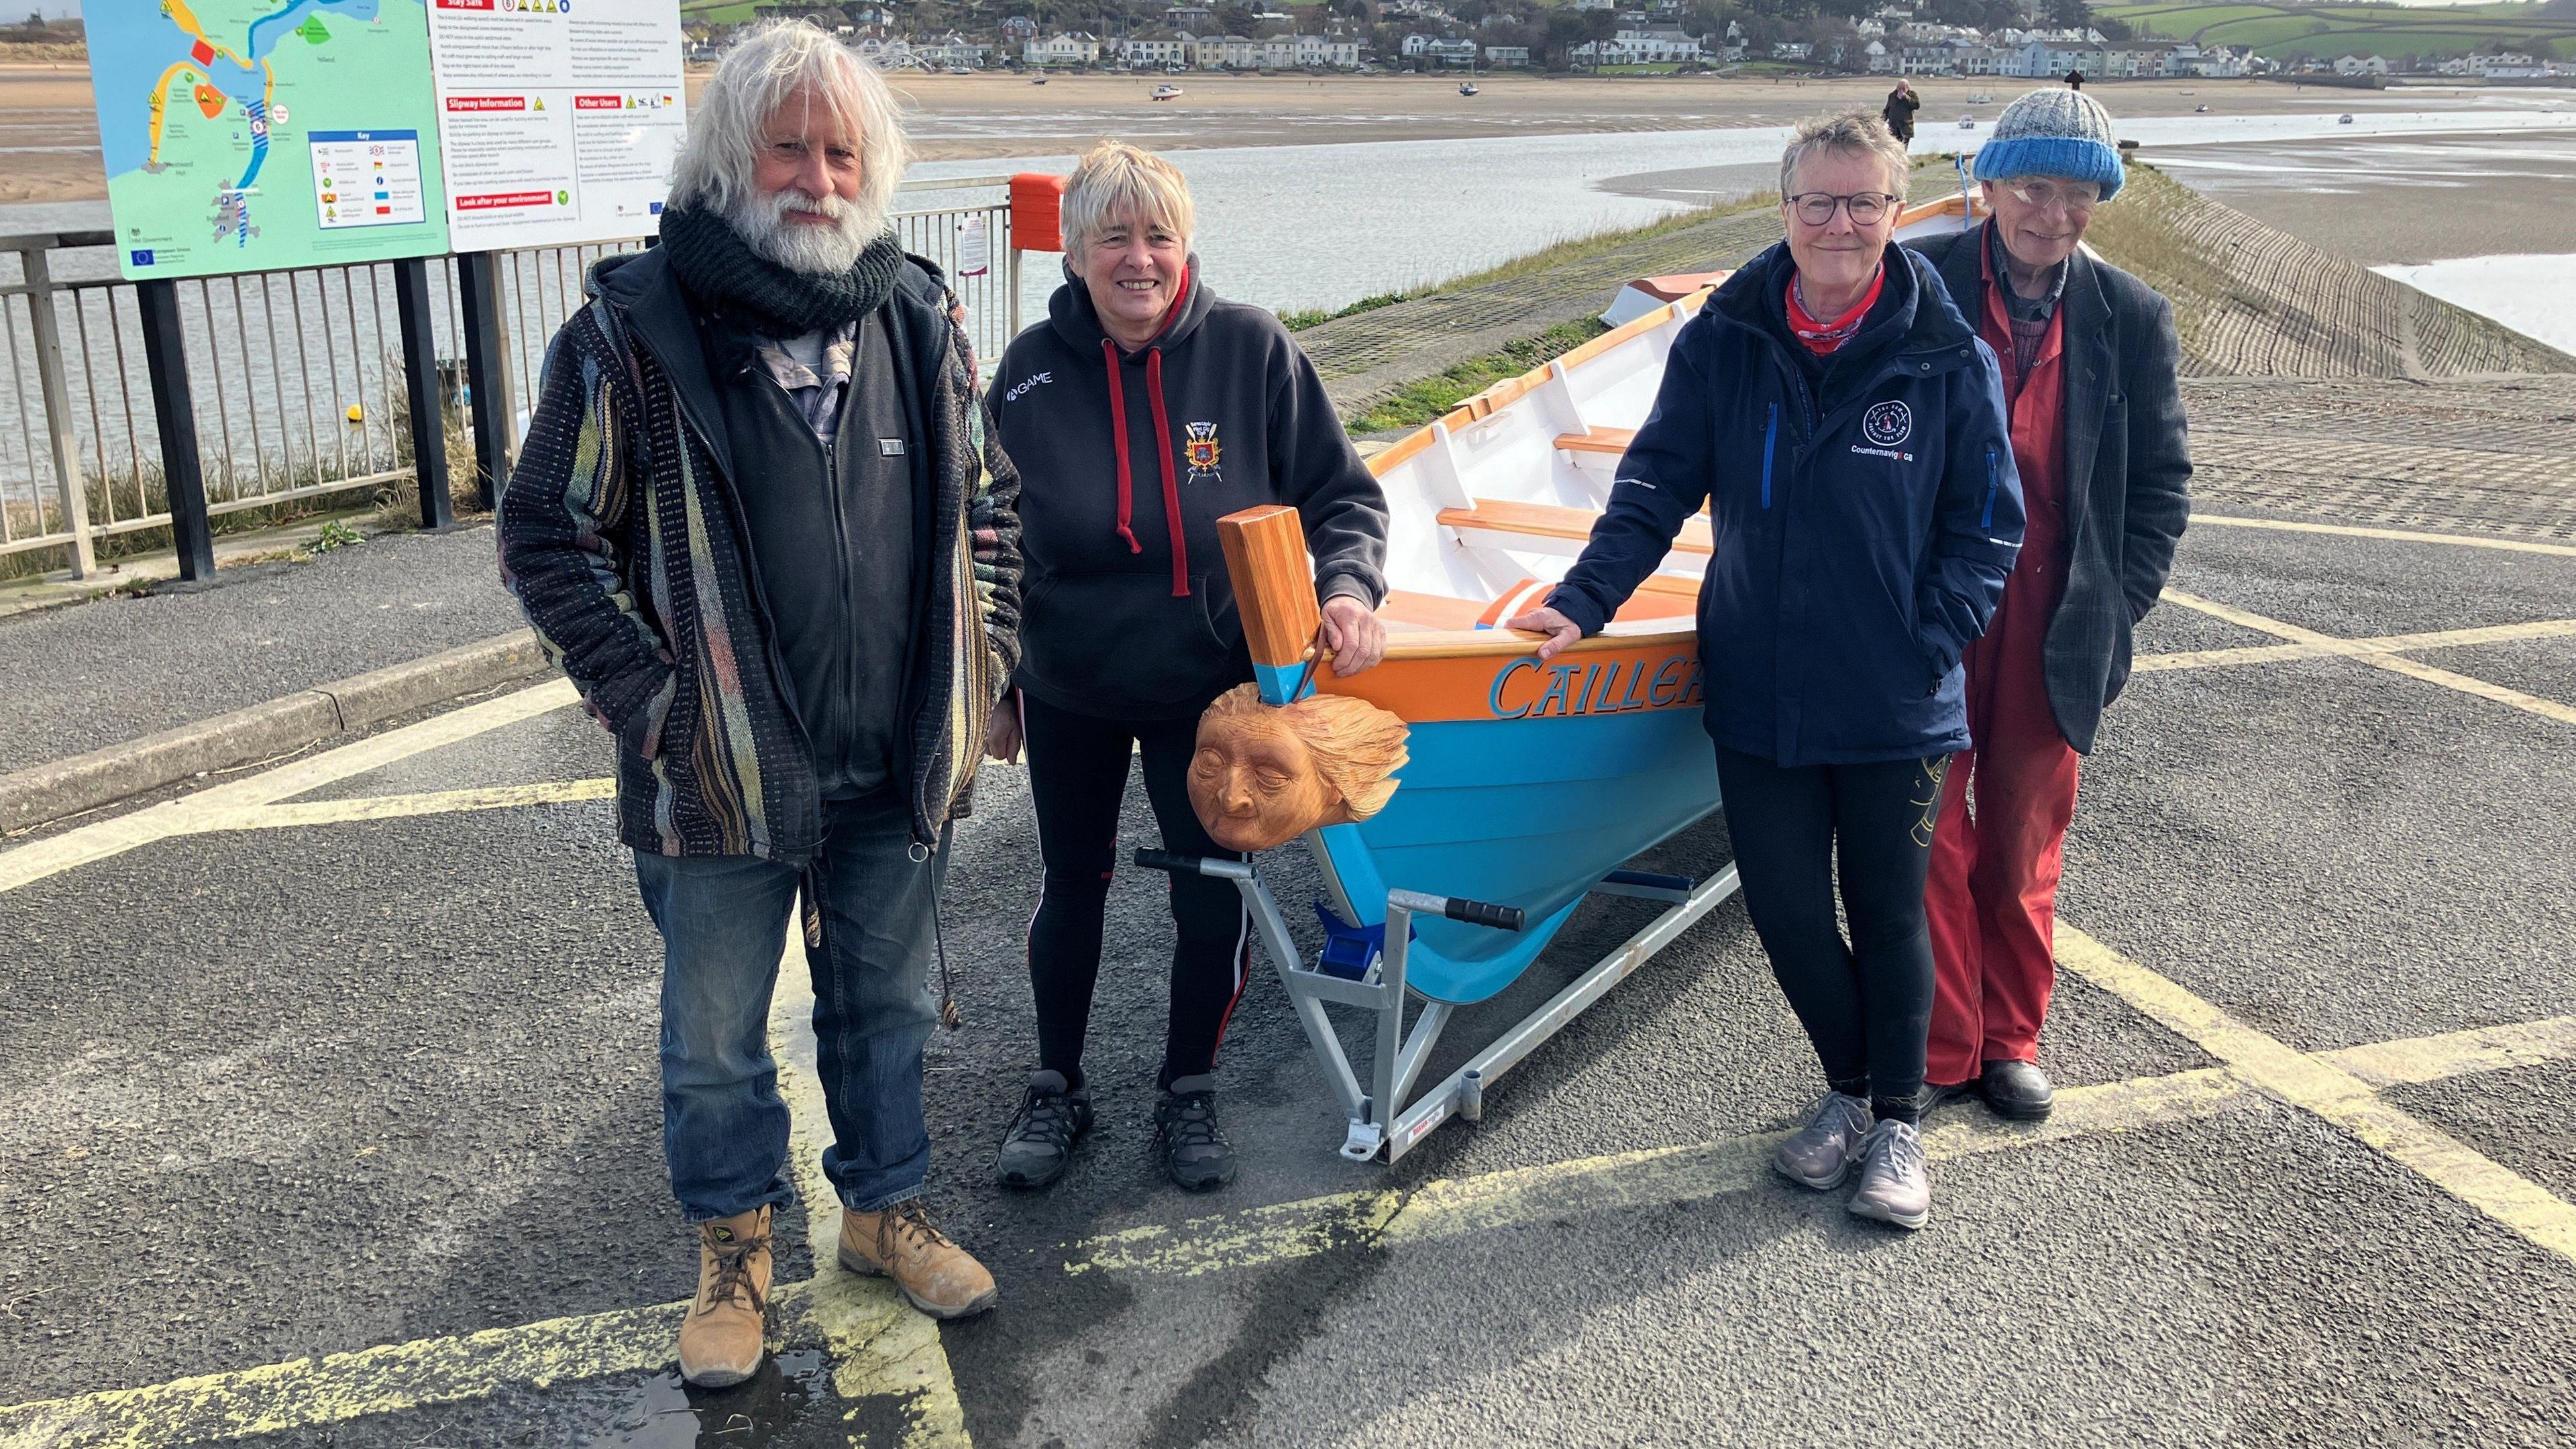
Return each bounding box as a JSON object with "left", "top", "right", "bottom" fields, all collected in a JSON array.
[{"left": 497, "top": 248, "right": 1022, "bottom": 863}]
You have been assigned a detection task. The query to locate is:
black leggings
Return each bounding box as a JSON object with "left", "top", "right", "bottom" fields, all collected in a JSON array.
[
  {"left": 1713, "top": 745, "right": 1949, "bottom": 1123},
  {"left": 1020, "top": 691, "right": 1252, "bottom": 1092}
]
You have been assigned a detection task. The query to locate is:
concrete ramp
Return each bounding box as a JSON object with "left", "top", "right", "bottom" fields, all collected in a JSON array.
[{"left": 2088, "top": 164, "right": 2575, "bottom": 380}]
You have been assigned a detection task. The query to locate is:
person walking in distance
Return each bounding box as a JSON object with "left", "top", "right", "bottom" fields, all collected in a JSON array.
[
  {"left": 1907, "top": 88, "right": 2191, "bottom": 1121},
  {"left": 1882, "top": 78, "right": 1919, "bottom": 144},
  {"left": 496, "top": 20, "right": 1023, "bottom": 1385},
  {"left": 1508, "top": 112, "right": 2023, "bottom": 1230}
]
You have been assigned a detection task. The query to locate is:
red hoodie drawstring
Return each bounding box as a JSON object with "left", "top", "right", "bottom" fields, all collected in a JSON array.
[
  {"left": 1098, "top": 264, "right": 1195, "bottom": 596},
  {"left": 1101, "top": 337, "right": 1142, "bottom": 555},
  {"left": 1144, "top": 347, "right": 1187, "bottom": 597}
]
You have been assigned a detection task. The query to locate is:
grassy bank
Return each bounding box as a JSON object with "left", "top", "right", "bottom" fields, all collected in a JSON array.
[
  {"left": 1345, "top": 317, "right": 1609, "bottom": 433},
  {"left": 1281, "top": 194, "right": 1776, "bottom": 332}
]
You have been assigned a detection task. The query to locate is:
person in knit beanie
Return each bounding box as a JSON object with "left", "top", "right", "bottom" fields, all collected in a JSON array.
[
  {"left": 1901, "top": 87, "right": 2193, "bottom": 1127},
  {"left": 1972, "top": 87, "right": 2125, "bottom": 203}
]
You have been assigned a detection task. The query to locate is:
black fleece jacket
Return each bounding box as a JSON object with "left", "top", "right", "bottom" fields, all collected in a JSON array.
[{"left": 993, "top": 261, "right": 1389, "bottom": 718}]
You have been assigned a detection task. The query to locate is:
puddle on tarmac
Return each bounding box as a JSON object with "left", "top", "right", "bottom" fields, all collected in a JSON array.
[{"left": 584, "top": 1349, "right": 840, "bottom": 1448}]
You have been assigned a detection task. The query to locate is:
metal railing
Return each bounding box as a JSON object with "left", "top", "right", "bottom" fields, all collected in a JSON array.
[{"left": 0, "top": 175, "right": 1020, "bottom": 579}]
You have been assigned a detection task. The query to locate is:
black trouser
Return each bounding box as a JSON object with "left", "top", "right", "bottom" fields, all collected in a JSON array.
[
  {"left": 1713, "top": 745, "right": 1949, "bottom": 1124},
  {"left": 1021, "top": 690, "right": 1251, "bottom": 1092}
]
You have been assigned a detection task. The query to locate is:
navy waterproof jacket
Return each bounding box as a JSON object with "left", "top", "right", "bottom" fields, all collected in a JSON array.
[{"left": 1547, "top": 241, "right": 2025, "bottom": 767}]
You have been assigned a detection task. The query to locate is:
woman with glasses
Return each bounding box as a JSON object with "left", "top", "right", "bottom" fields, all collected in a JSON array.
[
  {"left": 1905, "top": 89, "right": 2192, "bottom": 1126},
  {"left": 1509, "top": 110, "right": 2022, "bottom": 1230}
]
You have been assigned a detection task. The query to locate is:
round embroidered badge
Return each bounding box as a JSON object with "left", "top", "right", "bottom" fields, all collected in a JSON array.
[{"left": 1862, "top": 400, "right": 1913, "bottom": 448}]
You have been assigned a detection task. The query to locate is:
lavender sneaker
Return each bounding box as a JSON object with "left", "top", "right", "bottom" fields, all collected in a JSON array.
[
  {"left": 1773, "top": 1091, "right": 1872, "bottom": 1191},
  {"left": 1847, "top": 1118, "right": 1931, "bottom": 1230}
]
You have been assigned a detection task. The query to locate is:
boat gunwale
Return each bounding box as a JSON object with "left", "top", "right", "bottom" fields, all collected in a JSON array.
[
  {"left": 1371, "top": 622, "right": 1695, "bottom": 663},
  {"left": 1360, "top": 189, "right": 1968, "bottom": 480}
]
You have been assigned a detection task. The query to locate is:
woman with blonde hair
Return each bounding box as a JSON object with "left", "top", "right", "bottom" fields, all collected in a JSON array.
[{"left": 987, "top": 141, "right": 1389, "bottom": 1193}]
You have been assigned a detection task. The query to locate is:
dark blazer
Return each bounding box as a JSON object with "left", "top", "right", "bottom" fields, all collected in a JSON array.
[{"left": 1905, "top": 222, "right": 2194, "bottom": 755}]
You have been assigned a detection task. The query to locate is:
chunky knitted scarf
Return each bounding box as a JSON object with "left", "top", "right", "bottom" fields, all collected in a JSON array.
[{"left": 659, "top": 203, "right": 904, "bottom": 337}]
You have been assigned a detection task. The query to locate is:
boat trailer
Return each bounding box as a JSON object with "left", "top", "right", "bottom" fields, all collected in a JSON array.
[{"left": 1136, "top": 847, "right": 1741, "bottom": 1165}]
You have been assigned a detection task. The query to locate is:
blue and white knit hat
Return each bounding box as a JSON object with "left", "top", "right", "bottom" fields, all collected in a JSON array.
[{"left": 1973, "top": 88, "right": 2125, "bottom": 201}]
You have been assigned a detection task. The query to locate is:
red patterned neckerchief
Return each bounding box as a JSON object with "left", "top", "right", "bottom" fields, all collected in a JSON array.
[{"left": 1785, "top": 263, "right": 1886, "bottom": 356}]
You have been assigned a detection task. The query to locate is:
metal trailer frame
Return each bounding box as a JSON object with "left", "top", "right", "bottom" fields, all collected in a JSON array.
[{"left": 1138, "top": 849, "right": 1741, "bottom": 1165}]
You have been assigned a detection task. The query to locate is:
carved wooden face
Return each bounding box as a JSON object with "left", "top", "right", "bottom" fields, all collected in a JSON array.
[{"left": 1190, "top": 707, "right": 1336, "bottom": 853}]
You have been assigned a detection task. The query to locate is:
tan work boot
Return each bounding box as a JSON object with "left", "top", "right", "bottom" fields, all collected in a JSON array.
[
  {"left": 677, "top": 1207, "right": 772, "bottom": 1387},
  {"left": 838, "top": 1198, "right": 999, "bottom": 1320}
]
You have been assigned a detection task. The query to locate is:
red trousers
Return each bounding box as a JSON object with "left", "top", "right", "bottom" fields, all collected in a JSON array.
[{"left": 1924, "top": 589, "right": 2080, "bottom": 1084}]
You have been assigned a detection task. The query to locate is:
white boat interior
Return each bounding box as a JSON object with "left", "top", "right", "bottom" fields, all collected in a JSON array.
[{"left": 1362, "top": 191, "right": 1981, "bottom": 640}]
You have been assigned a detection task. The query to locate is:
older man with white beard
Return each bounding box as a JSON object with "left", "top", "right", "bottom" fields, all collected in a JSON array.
[{"left": 496, "top": 20, "right": 1022, "bottom": 1386}]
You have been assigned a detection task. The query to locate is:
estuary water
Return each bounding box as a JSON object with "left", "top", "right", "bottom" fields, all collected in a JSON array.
[{"left": 3, "top": 100, "right": 2570, "bottom": 519}]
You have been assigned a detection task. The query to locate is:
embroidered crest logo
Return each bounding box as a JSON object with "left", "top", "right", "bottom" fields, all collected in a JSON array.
[
  {"left": 1183, "top": 421, "right": 1223, "bottom": 484},
  {"left": 1862, "top": 400, "right": 1913, "bottom": 448}
]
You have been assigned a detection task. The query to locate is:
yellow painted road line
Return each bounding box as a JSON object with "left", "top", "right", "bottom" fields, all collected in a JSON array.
[
  {"left": 2055, "top": 924, "right": 2576, "bottom": 1267},
  {"left": 769, "top": 942, "right": 973, "bottom": 1446},
  {"left": 1061, "top": 1067, "right": 2254, "bottom": 1280},
  {"left": 0, "top": 1298, "right": 689, "bottom": 1449},
  {"left": 0, "top": 680, "right": 578, "bottom": 897},
  {"left": 2367, "top": 651, "right": 2576, "bottom": 727},
  {"left": 183, "top": 778, "right": 616, "bottom": 833},
  {"left": 2133, "top": 641, "right": 2343, "bottom": 674},
  {"left": 15, "top": 1018, "right": 2573, "bottom": 1444},
  {"left": 2135, "top": 619, "right": 2576, "bottom": 675},
  {"left": 2192, "top": 515, "right": 2576, "bottom": 559},
  {"left": 2160, "top": 590, "right": 2576, "bottom": 729},
  {"left": 2323, "top": 1017, "right": 2576, "bottom": 1088}
]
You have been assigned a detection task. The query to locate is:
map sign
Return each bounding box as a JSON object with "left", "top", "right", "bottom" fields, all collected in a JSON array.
[
  {"left": 427, "top": 0, "right": 686, "bottom": 252},
  {"left": 87, "top": 0, "right": 451, "bottom": 280}
]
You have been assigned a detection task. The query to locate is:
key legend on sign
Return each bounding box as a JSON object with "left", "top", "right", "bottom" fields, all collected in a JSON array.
[{"left": 308, "top": 130, "right": 428, "bottom": 230}]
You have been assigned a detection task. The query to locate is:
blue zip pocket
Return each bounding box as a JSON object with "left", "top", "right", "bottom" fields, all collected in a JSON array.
[
  {"left": 1980, "top": 445, "right": 2000, "bottom": 529},
  {"left": 1760, "top": 403, "right": 1778, "bottom": 510}
]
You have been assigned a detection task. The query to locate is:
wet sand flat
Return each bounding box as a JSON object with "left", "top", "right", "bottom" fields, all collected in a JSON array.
[
  {"left": 2143, "top": 129, "right": 2576, "bottom": 263},
  {"left": 5, "top": 62, "right": 2561, "bottom": 205}
]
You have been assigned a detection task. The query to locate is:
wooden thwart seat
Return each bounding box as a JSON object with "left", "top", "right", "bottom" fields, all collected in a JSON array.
[
  {"left": 1438, "top": 498, "right": 1711, "bottom": 556},
  {"left": 1554, "top": 426, "right": 1636, "bottom": 457},
  {"left": 1379, "top": 590, "right": 1493, "bottom": 633}
]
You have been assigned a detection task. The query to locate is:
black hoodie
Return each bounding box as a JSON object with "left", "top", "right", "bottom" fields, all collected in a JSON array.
[{"left": 994, "top": 261, "right": 1389, "bottom": 719}]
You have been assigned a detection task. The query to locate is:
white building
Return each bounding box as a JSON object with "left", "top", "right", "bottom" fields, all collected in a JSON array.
[
  {"left": 1425, "top": 36, "right": 1479, "bottom": 65},
  {"left": 1024, "top": 31, "right": 1101, "bottom": 65},
  {"left": 1125, "top": 31, "right": 1201, "bottom": 67},
  {"left": 1484, "top": 44, "right": 1530, "bottom": 66},
  {"left": 1573, "top": 23, "right": 1705, "bottom": 63},
  {"left": 2332, "top": 52, "right": 2391, "bottom": 75},
  {"left": 911, "top": 34, "right": 991, "bottom": 67}
]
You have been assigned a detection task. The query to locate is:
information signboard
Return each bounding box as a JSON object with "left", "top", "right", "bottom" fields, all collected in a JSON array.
[
  {"left": 426, "top": 0, "right": 688, "bottom": 252},
  {"left": 85, "top": 0, "right": 452, "bottom": 280}
]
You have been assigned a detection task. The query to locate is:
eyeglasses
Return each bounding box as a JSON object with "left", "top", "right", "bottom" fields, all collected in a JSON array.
[
  {"left": 1998, "top": 179, "right": 2102, "bottom": 213},
  {"left": 1786, "top": 191, "right": 1898, "bottom": 227}
]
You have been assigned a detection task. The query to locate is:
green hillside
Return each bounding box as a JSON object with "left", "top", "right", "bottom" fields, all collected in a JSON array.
[{"left": 2098, "top": 1, "right": 2576, "bottom": 57}]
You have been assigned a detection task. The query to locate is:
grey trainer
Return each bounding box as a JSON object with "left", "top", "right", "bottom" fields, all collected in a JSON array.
[
  {"left": 996, "top": 1070, "right": 1093, "bottom": 1189},
  {"left": 1847, "top": 1118, "right": 1931, "bottom": 1230},
  {"left": 1773, "top": 1091, "right": 1872, "bottom": 1191}
]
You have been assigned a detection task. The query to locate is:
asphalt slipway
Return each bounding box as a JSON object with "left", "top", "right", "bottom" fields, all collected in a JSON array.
[
  {"left": 4, "top": 501, "right": 2575, "bottom": 1448},
  {"left": 4, "top": 191, "right": 2575, "bottom": 1446}
]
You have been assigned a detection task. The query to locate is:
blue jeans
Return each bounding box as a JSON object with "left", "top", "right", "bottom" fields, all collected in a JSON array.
[{"left": 635, "top": 792, "right": 948, "bottom": 1220}]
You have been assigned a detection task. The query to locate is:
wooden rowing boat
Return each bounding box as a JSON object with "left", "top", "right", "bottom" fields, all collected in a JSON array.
[{"left": 1159, "top": 191, "right": 1984, "bottom": 1162}]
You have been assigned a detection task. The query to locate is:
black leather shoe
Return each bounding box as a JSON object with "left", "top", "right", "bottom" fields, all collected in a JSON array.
[
  {"left": 1921, "top": 1078, "right": 1982, "bottom": 1114},
  {"left": 1978, "top": 1059, "right": 2054, "bottom": 1121}
]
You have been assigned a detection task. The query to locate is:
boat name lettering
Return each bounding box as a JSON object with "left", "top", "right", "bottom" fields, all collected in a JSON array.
[{"left": 1488, "top": 653, "right": 1702, "bottom": 719}]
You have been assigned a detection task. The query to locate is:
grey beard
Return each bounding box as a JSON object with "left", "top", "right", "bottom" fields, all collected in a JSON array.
[{"left": 731, "top": 189, "right": 883, "bottom": 276}]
